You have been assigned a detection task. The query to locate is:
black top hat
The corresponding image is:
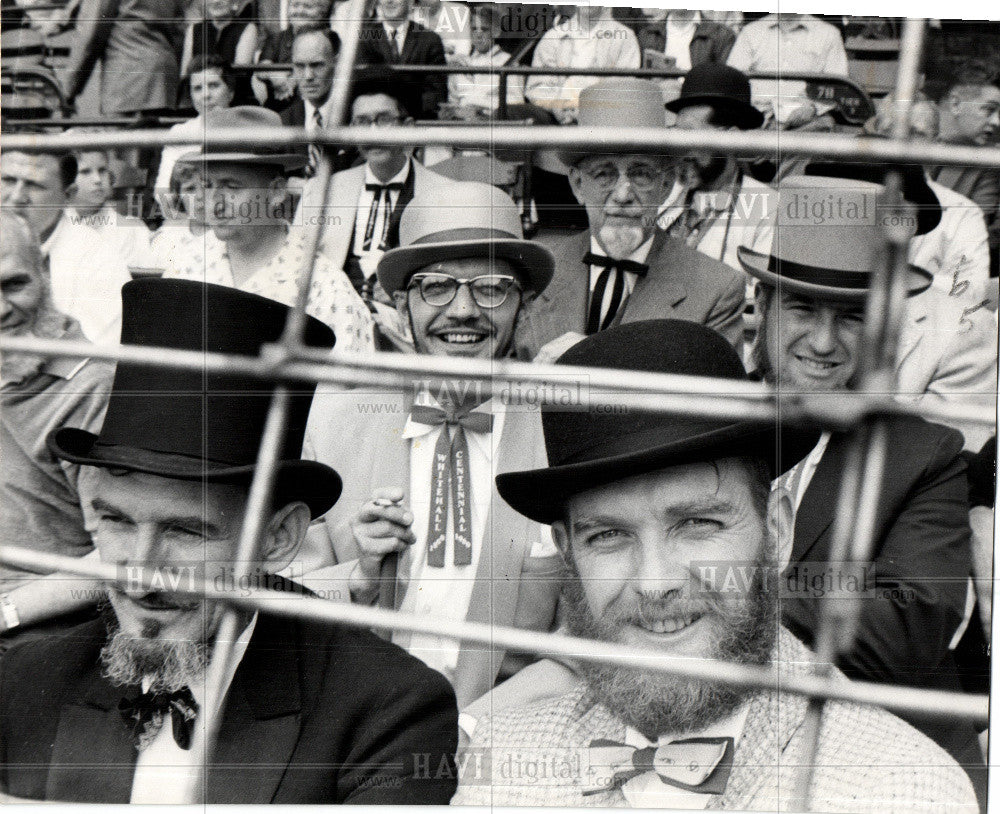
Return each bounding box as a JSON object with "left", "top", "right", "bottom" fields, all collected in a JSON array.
[
  {"left": 47, "top": 279, "right": 342, "bottom": 519},
  {"left": 804, "top": 161, "right": 942, "bottom": 236},
  {"left": 666, "top": 64, "right": 765, "bottom": 131},
  {"left": 496, "top": 320, "right": 820, "bottom": 525}
]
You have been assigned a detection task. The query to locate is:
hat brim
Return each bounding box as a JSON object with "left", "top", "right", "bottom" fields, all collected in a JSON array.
[
  {"left": 737, "top": 246, "right": 934, "bottom": 303},
  {"left": 48, "top": 427, "right": 341, "bottom": 519},
  {"left": 497, "top": 421, "right": 820, "bottom": 525},
  {"left": 665, "top": 94, "right": 765, "bottom": 130},
  {"left": 177, "top": 151, "right": 306, "bottom": 172},
  {"left": 377, "top": 238, "right": 555, "bottom": 298}
]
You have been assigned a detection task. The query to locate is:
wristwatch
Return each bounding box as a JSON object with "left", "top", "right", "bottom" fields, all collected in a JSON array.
[{"left": 0, "top": 593, "right": 20, "bottom": 633}]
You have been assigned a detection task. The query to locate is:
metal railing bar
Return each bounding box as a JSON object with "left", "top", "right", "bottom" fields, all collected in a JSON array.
[
  {"left": 0, "top": 545, "right": 987, "bottom": 726},
  {"left": 6, "top": 125, "right": 999, "bottom": 168}
]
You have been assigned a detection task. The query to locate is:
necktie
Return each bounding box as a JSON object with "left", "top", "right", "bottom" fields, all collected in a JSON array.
[
  {"left": 307, "top": 109, "right": 324, "bottom": 177},
  {"left": 584, "top": 736, "right": 734, "bottom": 797},
  {"left": 119, "top": 686, "right": 199, "bottom": 750},
  {"left": 583, "top": 252, "right": 649, "bottom": 335},
  {"left": 409, "top": 403, "right": 493, "bottom": 567},
  {"left": 389, "top": 28, "right": 401, "bottom": 61},
  {"left": 362, "top": 181, "right": 405, "bottom": 252}
]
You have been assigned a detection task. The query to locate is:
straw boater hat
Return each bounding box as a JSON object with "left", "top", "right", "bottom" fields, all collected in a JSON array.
[
  {"left": 496, "top": 320, "right": 820, "bottom": 525},
  {"left": 557, "top": 78, "right": 669, "bottom": 168},
  {"left": 737, "top": 176, "right": 934, "bottom": 303},
  {"left": 666, "top": 63, "right": 765, "bottom": 131},
  {"left": 48, "top": 279, "right": 342, "bottom": 519},
  {"left": 176, "top": 106, "right": 306, "bottom": 171},
  {"left": 376, "top": 182, "right": 554, "bottom": 298}
]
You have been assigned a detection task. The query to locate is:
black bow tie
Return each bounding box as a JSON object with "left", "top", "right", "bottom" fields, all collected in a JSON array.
[
  {"left": 119, "top": 686, "right": 199, "bottom": 750},
  {"left": 583, "top": 252, "right": 649, "bottom": 276},
  {"left": 365, "top": 181, "right": 405, "bottom": 193}
]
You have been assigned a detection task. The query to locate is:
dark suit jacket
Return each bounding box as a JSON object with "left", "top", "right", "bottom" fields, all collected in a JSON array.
[
  {"left": 781, "top": 417, "right": 983, "bottom": 785},
  {"left": 356, "top": 20, "right": 447, "bottom": 118},
  {"left": 280, "top": 99, "right": 358, "bottom": 174},
  {"left": 1, "top": 610, "right": 458, "bottom": 803},
  {"left": 514, "top": 228, "right": 745, "bottom": 360}
]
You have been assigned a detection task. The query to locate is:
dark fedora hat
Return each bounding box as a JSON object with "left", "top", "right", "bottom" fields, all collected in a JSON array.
[
  {"left": 804, "top": 160, "right": 942, "bottom": 236},
  {"left": 496, "top": 320, "right": 820, "bottom": 525},
  {"left": 47, "top": 279, "right": 342, "bottom": 519},
  {"left": 666, "top": 64, "right": 765, "bottom": 131},
  {"left": 738, "top": 176, "right": 933, "bottom": 303}
]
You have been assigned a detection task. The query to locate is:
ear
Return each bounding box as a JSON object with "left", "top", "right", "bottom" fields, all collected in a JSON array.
[
  {"left": 566, "top": 166, "right": 585, "bottom": 204},
  {"left": 765, "top": 485, "right": 794, "bottom": 566},
  {"left": 261, "top": 501, "right": 311, "bottom": 573},
  {"left": 551, "top": 519, "right": 571, "bottom": 556}
]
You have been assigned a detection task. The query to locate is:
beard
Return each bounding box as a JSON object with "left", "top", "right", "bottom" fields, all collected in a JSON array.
[
  {"left": 563, "top": 547, "right": 778, "bottom": 740},
  {"left": 597, "top": 222, "right": 647, "bottom": 259},
  {"left": 98, "top": 598, "right": 210, "bottom": 694}
]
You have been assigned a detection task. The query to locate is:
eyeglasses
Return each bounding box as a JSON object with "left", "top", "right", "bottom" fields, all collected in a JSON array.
[
  {"left": 580, "top": 163, "right": 667, "bottom": 192},
  {"left": 408, "top": 273, "right": 522, "bottom": 309},
  {"left": 351, "top": 112, "right": 403, "bottom": 127}
]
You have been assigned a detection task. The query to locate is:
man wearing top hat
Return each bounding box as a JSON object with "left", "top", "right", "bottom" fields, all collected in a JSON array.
[
  {"left": 453, "top": 319, "right": 977, "bottom": 810},
  {"left": 0, "top": 279, "right": 458, "bottom": 803},
  {"left": 300, "top": 183, "right": 562, "bottom": 716},
  {"left": 658, "top": 64, "right": 776, "bottom": 277},
  {"left": 739, "top": 175, "right": 989, "bottom": 805},
  {"left": 514, "top": 78, "right": 745, "bottom": 363}
]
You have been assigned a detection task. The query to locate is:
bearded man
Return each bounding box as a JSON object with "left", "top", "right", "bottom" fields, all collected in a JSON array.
[{"left": 454, "top": 320, "right": 977, "bottom": 812}]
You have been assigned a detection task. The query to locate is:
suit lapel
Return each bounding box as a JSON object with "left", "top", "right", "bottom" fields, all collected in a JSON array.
[
  {"left": 618, "top": 232, "right": 689, "bottom": 324},
  {"left": 895, "top": 298, "right": 926, "bottom": 370},
  {"left": 451, "top": 406, "right": 541, "bottom": 707},
  {"left": 46, "top": 666, "right": 138, "bottom": 802},
  {"left": 400, "top": 24, "right": 419, "bottom": 64},
  {"left": 789, "top": 435, "right": 843, "bottom": 565},
  {"left": 208, "top": 613, "right": 303, "bottom": 803}
]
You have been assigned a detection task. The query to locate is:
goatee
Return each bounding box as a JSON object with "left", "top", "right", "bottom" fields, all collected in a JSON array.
[{"left": 563, "top": 549, "right": 778, "bottom": 740}]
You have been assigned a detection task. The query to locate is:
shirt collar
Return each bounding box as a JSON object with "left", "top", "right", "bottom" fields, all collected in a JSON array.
[
  {"left": 589, "top": 233, "right": 655, "bottom": 265},
  {"left": 40, "top": 212, "right": 70, "bottom": 257},
  {"left": 768, "top": 14, "right": 809, "bottom": 31},
  {"left": 304, "top": 92, "right": 336, "bottom": 124}
]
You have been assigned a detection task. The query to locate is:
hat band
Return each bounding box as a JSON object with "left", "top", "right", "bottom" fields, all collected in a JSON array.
[
  {"left": 767, "top": 255, "right": 872, "bottom": 289},
  {"left": 410, "top": 227, "right": 520, "bottom": 245}
]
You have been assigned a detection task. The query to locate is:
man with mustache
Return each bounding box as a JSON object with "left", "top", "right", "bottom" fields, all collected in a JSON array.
[
  {"left": 301, "top": 183, "right": 562, "bottom": 715},
  {"left": 514, "top": 79, "right": 745, "bottom": 362},
  {"left": 454, "top": 319, "right": 977, "bottom": 810},
  {"left": 0, "top": 279, "right": 458, "bottom": 803}
]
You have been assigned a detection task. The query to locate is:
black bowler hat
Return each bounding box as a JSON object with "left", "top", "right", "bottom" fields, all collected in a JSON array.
[
  {"left": 48, "top": 279, "right": 342, "bottom": 519},
  {"left": 496, "top": 320, "right": 820, "bottom": 525},
  {"left": 804, "top": 160, "right": 942, "bottom": 236},
  {"left": 666, "top": 64, "right": 764, "bottom": 131}
]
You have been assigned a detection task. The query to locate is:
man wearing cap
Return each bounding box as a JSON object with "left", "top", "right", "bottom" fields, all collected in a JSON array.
[
  {"left": 453, "top": 319, "right": 977, "bottom": 810},
  {"left": 300, "top": 183, "right": 562, "bottom": 715},
  {"left": 0, "top": 279, "right": 459, "bottom": 803},
  {"left": 163, "top": 106, "right": 375, "bottom": 355},
  {"left": 300, "top": 70, "right": 456, "bottom": 306},
  {"left": 658, "top": 64, "right": 775, "bottom": 276},
  {"left": 739, "top": 176, "right": 989, "bottom": 804},
  {"left": 515, "top": 79, "right": 746, "bottom": 363}
]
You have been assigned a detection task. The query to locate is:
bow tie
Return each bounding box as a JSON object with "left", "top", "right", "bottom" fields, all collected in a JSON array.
[
  {"left": 583, "top": 252, "right": 649, "bottom": 277},
  {"left": 409, "top": 403, "right": 493, "bottom": 567},
  {"left": 584, "top": 736, "right": 734, "bottom": 797},
  {"left": 119, "top": 686, "right": 199, "bottom": 750},
  {"left": 365, "top": 181, "right": 405, "bottom": 193}
]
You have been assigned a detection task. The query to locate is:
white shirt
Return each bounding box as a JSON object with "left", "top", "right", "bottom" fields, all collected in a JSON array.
[
  {"left": 611, "top": 702, "right": 749, "bottom": 808},
  {"left": 130, "top": 614, "right": 257, "bottom": 803},
  {"left": 526, "top": 14, "right": 641, "bottom": 116},
  {"left": 44, "top": 207, "right": 151, "bottom": 345},
  {"left": 351, "top": 160, "right": 411, "bottom": 281},
  {"left": 304, "top": 92, "right": 337, "bottom": 134},
  {"left": 773, "top": 431, "right": 831, "bottom": 570},
  {"left": 448, "top": 44, "right": 524, "bottom": 110},
  {"left": 381, "top": 19, "right": 409, "bottom": 53},
  {"left": 400, "top": 392, "right": 556, "bottom": 679},
  {"left": 664, "top": 11, "right": 701, "bottom": 71},
  {"left": 587, "top": 235, "right": 654, "bottom": 327}
]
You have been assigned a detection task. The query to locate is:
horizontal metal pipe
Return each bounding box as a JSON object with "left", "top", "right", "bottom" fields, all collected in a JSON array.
[
  {"left": 0, "top": 545, "right": 987, "bottom": 725},
  {"left": 3, "top": 334, "right": 992, "bottom": 429},
  {"left": 5, "top": 126, "right": 1000, "bottom": 169}
]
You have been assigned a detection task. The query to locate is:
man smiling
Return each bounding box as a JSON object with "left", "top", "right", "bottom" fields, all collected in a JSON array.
[
  {"left": 454, "top": 320, "right": 977, "bottom": 811},
  {"left": 302, "top": 183, "right": 562, "bottom": 712},
  {"left": 0, "top": 279, "right": 459, "bottom": 803},
  {"left": 515, "top": 78, "right": 745, "bottom": 362}
]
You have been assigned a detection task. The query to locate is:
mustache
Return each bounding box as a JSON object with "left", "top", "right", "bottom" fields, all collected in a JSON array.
[{"left": 606, "top": 591, "right": 722, "bottom": 628}]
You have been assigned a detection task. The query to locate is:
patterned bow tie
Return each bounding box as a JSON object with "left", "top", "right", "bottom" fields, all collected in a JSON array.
[
  {"left": 119, "top": 686, "right": 199, "bottom": 750},
  {"left": 365, "top": 181, "right": 405, "bottom": 193},
  {"left": 409, "top": 403, "right": 494, "bottom": 568},
  {"left": 584, "top": 736, "right": 734, "bottom": 796}
]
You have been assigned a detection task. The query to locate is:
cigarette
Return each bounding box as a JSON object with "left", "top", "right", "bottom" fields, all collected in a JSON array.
[{"left": 373, "top": 497, "right": 403, "bottom": 507}]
